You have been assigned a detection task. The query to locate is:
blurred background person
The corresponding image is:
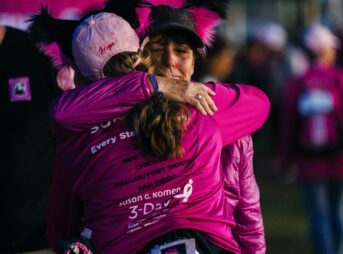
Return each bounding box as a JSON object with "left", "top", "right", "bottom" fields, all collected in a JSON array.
[
  {"left": 280, "top": 24, "right": 343, "bottom": 254},
  {"left": 230, "top": 22, "right": 290, "bottom": 176},
  {"left": 0, "top": 1, "right": 105, "bottom": 252},
  {"left": 0, "top": 24, "right": 59, "bottom": 253},
  {"left": 196, "top": 31, "right": 236, "bottom": 83}
]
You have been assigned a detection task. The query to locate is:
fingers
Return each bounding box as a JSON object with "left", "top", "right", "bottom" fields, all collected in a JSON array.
[
  {"left": 205, "top": 86, "right": 216, "bottom": 96},
  {"left": 191, "top": 93, "right": 216, "bottom": 116},
  {"left": 193, "top": 100, "right": 207, "bottom": 115},
  {"left": 201, "top": 98, "right": 214, "bottom": 115},
  {"left": 196, "top": 86, "right": 217, "bottom": 115},
  {"left": 204, "top": 94, "right": 217, "bottom": 114},
  {"left": 198, "top": 95, "right": 215, "bottom": 115},
  {"left": 157, "top": 78, "right": 218, "bottom": 115}
]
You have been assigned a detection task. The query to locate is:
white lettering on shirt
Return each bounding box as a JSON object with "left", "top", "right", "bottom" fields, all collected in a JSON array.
[
  {"left": 89, "top": 129, "right": 136, "bottom": 155},
  {"left": 90, "top": 136, "right": 116, "bottom": 154},
  {"left": 90, "top": 117, "right": 122, "bottom": 134}
]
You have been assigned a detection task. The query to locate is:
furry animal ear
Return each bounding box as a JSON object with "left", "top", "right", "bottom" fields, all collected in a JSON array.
[
  {"left": 28, "top": 6, "right": 79, "bottom": 60},
  {"left": 28, "top": 7, "right": 78, "bottom": 91},
  {"left": 186, "top": 0, "right": 230, "bottom": 49},
  {"left": 186, "top": 0, "right": 230, "bottom": 19},
  {"left": 37, "top": 42, "right": 77, "bottom": 91},
  {"left": 37, "top": 42, "right": 73, "bottom": 69},
  {"left": 135, "top": 6, "right": 152, "bottom": 37},
  {"left": 188, "top": 6, "right": 222, "bottom": 50}
]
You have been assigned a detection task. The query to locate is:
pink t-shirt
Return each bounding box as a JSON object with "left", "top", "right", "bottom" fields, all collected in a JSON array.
[
  {"left": 280, "top": 65, "right": 343, "bottom": 180},
  {"left": 47, "top": 72, "right": 269, "bottom": 253}
]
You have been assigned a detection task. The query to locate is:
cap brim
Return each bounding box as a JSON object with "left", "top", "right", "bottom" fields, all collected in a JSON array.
[{"left": 148, "top": 22, "right": 203, "bottom": 48}]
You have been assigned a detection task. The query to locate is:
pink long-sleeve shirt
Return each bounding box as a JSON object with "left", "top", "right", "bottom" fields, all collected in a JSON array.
[{"left": 47, "top": 72, "right": 269, "bottom": 253}]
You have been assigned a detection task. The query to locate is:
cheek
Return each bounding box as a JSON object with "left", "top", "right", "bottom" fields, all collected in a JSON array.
[{"left": 180, "top": 58, "right": 194, "bottom": 80}]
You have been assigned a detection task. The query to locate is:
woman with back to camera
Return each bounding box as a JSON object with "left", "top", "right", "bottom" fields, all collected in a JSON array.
[{"left": 31, "top": 7, "right": 269, "bottom": 254}]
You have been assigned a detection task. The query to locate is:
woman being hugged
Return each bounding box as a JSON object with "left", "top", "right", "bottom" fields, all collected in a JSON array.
[{"left": 32, "top": 8, "right": 269, "bottom": 254}]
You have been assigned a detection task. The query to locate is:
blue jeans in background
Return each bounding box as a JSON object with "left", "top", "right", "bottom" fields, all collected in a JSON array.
[{"left": 302, "top": 181, "right": 343, "bottom": 254}]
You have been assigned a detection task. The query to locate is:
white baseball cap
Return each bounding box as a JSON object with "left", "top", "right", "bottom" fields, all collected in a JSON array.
[
  {"left": 304, "top": 24, "right": 340, "bottom": 53},
  {"left": 72, "top": 12, "right": 140, "bottom": 82}
]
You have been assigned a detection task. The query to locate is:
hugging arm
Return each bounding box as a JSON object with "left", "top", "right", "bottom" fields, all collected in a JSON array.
[
  {"left": 50, "top": 72, "right": 215, "bottom": 136},
  {"left": 207, "top": 82, "right": 270, "bottom": 145},
  {"left": 51, "top": 72, "right": 269, "bottom": 144}
]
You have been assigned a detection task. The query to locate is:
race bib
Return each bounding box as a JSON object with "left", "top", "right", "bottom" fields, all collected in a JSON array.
[{"left": 150, "top": 239, "right": 198, "bottom": 254}]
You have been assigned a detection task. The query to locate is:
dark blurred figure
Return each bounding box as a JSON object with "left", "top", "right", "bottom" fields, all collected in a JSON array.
[
  {"left": 335, "top": 22, "right": 343, "bottom": 69},
  {"left": 0, "top": 25, "right": 60, "bottom": 253},
  {"left": 197, "top": 35, "right": 236, "bottom": 83},
  {"left": 280, "top": 24, "right": 343, "bottom": 254},
  {"left": 231, "top": 22, "right": 289, "bottom": 89},
  {"left": 231, "top": 22, "right": 290, "bottom": 174}
]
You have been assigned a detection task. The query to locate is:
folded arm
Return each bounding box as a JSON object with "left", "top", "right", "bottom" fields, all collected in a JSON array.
[{"left": 208, "top": 82, "right": 270, "bottom": 145}]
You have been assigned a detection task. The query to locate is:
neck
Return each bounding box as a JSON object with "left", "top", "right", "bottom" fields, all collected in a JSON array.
[{"left": 315, "top": 58, "right": 334, "bottom": 67}]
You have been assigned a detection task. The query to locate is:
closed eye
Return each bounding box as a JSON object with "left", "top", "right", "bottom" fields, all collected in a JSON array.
[
  {"left": 176, "top": 49, "right": 188, "bottom": 53},
  {"left": 150, "top": 47, "right": 163, "bottom": 53}
]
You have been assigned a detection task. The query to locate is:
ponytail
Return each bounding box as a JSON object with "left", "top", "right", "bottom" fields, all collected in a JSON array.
[
  {"left": 125, "top": 95, "right": 189, "bottom": 159},
  {"left": 103, "top": 49, "right": 167, "bottom": 77}
]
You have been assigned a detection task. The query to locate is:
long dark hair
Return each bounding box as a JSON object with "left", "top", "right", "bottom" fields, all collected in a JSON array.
[{"left": 104, "top": 49, "right": 189, "bottom": 159}]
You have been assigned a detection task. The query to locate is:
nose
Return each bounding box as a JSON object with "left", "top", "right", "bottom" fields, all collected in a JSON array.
[{"left": 161, "top": 47, "right": 176, "bottom": 68}]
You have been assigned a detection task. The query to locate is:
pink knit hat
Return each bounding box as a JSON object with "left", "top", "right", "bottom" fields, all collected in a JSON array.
[{"left": 72, "top": 12, "right": 140, "bottom": 82}]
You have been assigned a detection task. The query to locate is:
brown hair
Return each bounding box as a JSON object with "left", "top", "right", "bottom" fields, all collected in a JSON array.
[
  {"left": 103, "top": 49, "right": 189, "bottom": 159},
  {"left": 103, "top": 49, "right": 167, "bottom": 77}
]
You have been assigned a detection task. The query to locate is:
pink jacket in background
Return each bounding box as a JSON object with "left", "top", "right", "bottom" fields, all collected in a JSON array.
[
  {"left": 222, "top": 136, "right": 266, "bottom": 254},
  {"left": 47, "top": 72, "right": 269, "bottom": 253},
  {"left": 280, "top": 65, "right": 343, "bottom": 180}
]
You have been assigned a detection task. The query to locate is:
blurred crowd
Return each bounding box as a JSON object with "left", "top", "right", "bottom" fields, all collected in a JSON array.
[
  {"left": 2, "top": 0, "right": 343, "bottom": 253},
  {"left": 195, "top": 20, "right": 343, "bottom": 254}
]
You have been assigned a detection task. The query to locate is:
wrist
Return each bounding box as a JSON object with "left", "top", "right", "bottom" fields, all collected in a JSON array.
[{"left": 149, "top": 75, "right": 163, "bottom": 97}]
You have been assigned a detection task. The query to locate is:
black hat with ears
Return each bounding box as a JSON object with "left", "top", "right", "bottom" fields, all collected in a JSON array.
[
  {"left": 105, "top": 0, "right": 230, "bottom": 51},
  {"left": 148, "top": 5, "right": 203, "bottom": 48}
]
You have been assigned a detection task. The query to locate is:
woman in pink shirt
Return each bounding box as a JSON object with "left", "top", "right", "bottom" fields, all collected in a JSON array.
[{"left": 280, "top": 24, "right": 343, "bottom": 254}]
